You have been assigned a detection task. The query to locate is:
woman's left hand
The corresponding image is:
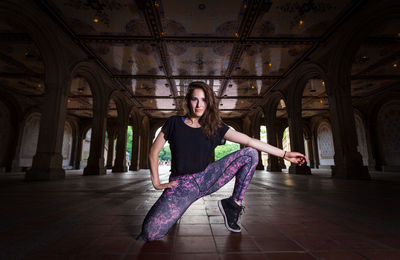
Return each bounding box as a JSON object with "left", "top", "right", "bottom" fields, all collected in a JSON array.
[{"left": 285, "top": 152, "right": 307, "bottom": 166}]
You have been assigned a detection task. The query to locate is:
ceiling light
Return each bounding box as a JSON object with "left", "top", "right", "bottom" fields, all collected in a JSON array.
[
  {"left": 360, "top": 55, "right": 369, "bottom": 62},
  {"left": 299, "top": 20, "right": 304, "bottom": 25},
  {"left": 320, "top": 99, "right": 323, "bottom": 104},
  {"left": 251, "top": 85, "right": 255, "bottom": 89},
  {"left": 234, "top": 32, "right": 239, "bottom": 38},
  {"left": 280, "top": 99, "right": 286, "bottom": 109},
  {"left": 393, "top": 63, "right": 398, "bottom": 68},
  {"left": 154, "top": 1, "right": 159, "bottom": 7},
  {"left": 93, "top": 18, "right": 99, "bottom": 23},
  {"left": 161, "top": 32, "right": 165, "bottom": 37},
  {"left": 67, "top": 98, "right": 71, "bottom": 103}
]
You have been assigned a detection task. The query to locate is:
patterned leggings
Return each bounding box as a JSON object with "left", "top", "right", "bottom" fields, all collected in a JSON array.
[{"left": 141, "top": 147, "right": 258, "bottom": 241}]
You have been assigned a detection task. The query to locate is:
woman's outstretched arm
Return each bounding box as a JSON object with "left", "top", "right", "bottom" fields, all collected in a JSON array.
[
  {"left": 149, "top": 131, "right": 178, "bottom": 190},
  {"left": 224, "top": 128, "right": 307, "bottom": 165}
]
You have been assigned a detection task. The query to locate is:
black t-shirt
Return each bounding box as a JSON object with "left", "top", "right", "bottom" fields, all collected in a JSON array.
[{"left": 161, "top": 115, "right": 229, "bottom": 177}]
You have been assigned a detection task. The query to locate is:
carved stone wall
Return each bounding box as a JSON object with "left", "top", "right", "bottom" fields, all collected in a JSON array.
[{"left": 317, "top": 121, "right": 334, "bottom": 166}]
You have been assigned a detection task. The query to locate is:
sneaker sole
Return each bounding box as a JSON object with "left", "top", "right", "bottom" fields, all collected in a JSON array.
[{"left": 218, "top": 200, "right": 241, "bottom": 233}]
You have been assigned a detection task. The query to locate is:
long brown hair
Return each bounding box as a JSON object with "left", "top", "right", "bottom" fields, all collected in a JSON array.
[{"left": 185, "top": 81, "right": 223, "bottom": 138}]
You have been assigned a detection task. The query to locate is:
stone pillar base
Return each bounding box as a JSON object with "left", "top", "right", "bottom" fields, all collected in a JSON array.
[
  {"left": 83, "top": 166, "right": 107, "bottom": 175},
  {"left": 112, "top": 166, "right": 128, "bottom": 173},
  {"left": 332, "top": 164, "right": 370, "bottom": 180},
  {"left": 267, "top": 165, "right": 282, "bottom": 172},
  {"left": 106, "top": 165, "right": 113, "bottom": 169},
  {"left": 25, "top": 168, "right": 65, "bottom": 181},
  {"left": 129, "top": 165, "right": 138, "bottom": 171},
  {"left": 256, "top": 164, "right": 264, "bottom": 170},
  {"left": 289, "top": 165, "right": 312, "bottom": 175}
]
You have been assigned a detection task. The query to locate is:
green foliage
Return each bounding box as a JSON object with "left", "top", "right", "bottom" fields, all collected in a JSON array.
[
  {"left": 215, "top": 141, "right": 240, "bottom": 161},
  {"left": 158, "top": 145, "right": 171, "bottom": 162},
  {"left": 126, "top": 126, "right": 133, "bottom": 159}
]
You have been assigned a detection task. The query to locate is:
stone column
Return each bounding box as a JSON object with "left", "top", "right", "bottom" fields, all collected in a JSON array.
[
  {"left": 75, "top": 133, "right": 83, "bottom": 169},
  {"left": 139, "top": 117, "right": 150, "bottom": 169},
  {"left": 305, "top": 137, "right": 315, "bottom": 168},
  {"left": 129, "top": 126, "right": 140, "bottom": 171},
  {"left": 264, "top": 109, "right": 281, "bottom": 172},
  {"left": 26, "top": 80, "right": 68, "bottom": 180},
  {"left": 312, "top": 131, "right": 320, "bottom": 169},
  {"left": 254, "top": 122, "right": 265, "bottom": 170},
  {"left": 113, "top": 120, "right": 128, "bottom": 173},
  {"left": 106, "top": 130, "right": 116, "bottom": 169},
  {"left": 83, "top": 104, "right": 107, "bottom": 175},
  {"left": 327, "top": 80, "right": 370, "bottom": 179},
  {"left": 287, "top": 106, "right": 311, "bottom": 175},
  {"left": 276, "top": 123, "right": 286, "bottom": 169}
]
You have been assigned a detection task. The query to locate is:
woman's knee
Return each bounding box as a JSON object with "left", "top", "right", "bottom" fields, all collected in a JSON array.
[
  {"left": 141, "top": 222, "right": 166, "bottom": 241},
  {"left": 243, "top": 147, "right": 259, "bottom": 163}
]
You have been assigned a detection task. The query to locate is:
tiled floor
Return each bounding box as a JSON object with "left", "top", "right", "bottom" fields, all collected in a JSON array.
[{"left": 1, "top": 167, "right": 400, "bottom": 259}]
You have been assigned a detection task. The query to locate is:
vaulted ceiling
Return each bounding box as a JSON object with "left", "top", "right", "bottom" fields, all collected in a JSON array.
[{"left": 0, "top": 0, "right": 399, "bottom": 120}]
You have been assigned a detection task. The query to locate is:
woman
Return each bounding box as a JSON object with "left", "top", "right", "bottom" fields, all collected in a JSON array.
[{"left": 140, "top": 81, "right": 306, "bottom": 241}]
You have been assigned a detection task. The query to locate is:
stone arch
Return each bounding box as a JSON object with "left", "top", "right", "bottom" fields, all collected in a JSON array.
[
  {"left": 376, "top": 100, "right": 400, "bottom": 170},
  {"left": 62, "top": 121, "right": 73, "bottom": 168},
  {"left": 288, "top": 62, "right": 329, "bottom": 112},
  {"left": 316, "top": 120, "right": 335, "bottom": 167}
]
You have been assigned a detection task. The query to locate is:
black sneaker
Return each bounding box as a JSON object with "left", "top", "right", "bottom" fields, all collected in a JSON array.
[{"left": 218, "top": 197, "right": 244, "bottom": 232}]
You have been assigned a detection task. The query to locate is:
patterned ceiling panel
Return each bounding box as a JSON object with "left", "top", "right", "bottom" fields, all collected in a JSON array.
[
  {"left": 160, "top": 0, "right": 243, "bottom": 36},
  {"left": 224, "top": 79, "right": 275, "bottom": 96},
  {"left": 219, "top": 98, "right": 257, "bottom": 110},
  {"left": 351, "top": 43, "right": 400, "bottom": 75},
  {"left": 251, "top": 0, "right": 352, "bottom": 37},
  {"left": 50, "top": 0, "right": 150, "bottom": 36},
  {"left": 142, "top": 98, "right": 176, "bottom": 110},
  {"left": 147, "top": 111, "right": 179, "bottom": 118},
  {"left": 232, "top": 45, "right": 310, "bottom": 76},
  {"left": 0, "top": 78, "right": 44, "bottom": 95},
  {"left": 0, "top": 42, "right": 44, "bottom": 74},
  {"left": 88, "top": 42, "right": 163, "bottom": 75},
  {"left": 351, "top": 80, "right": 398, "bottom": 96},
  {"left": 173, "top": 79, "right": 222, "bottom": 96},
  {"left": 126, "top": 79, "right": 172, "bottom": 96},
  {"left": 167, "top": 43, "right": 233, "bottom": 76}
]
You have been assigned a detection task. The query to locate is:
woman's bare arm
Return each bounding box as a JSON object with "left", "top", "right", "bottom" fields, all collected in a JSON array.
[
  {"left": 149, "top": 131, "right": 178, "bottom": 190},
  {"left": 224, "top": 128, "right": 306, "bottom": 165}
]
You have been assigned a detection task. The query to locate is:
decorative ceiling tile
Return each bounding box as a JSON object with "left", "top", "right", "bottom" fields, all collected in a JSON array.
[
  {"left": 88, "top": 42, "right": 164, "bottom": 75},
  {"left": 224, "top": 79, "right": 275, "bottom": 96},
  {"left": 232, "top": 45, "right": 311, "bottom": 76},
  {"left": 160, "top": 0, "right": 243, "bottom": 36},
  {"left": 126, "top": 79, "right": 172, "bottom": 96},
  {"left": 251, "top": 0, "right": 352, "bottom": 37},
  {"left": 167, "top": 43, "right": 233, "bottom": 76},
  {"left": 50, "top": 0, "right": 150, "bottom": 36}
]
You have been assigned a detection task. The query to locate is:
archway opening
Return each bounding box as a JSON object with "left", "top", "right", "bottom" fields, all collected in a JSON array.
[{"left": 154, "top": 127, "right": 171, "bottom": 170}]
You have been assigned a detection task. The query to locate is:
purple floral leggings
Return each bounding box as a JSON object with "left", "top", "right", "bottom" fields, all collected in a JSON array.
[{"left": 141, "top": 147, "right": 258, "bottom": 241}]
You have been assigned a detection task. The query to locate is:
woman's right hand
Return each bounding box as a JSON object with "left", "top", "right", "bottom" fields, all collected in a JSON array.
[{"left": 153, "top": 180, "right": 178, "bottom": 190}]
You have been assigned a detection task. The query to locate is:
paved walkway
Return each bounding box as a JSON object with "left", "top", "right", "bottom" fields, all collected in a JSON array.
[{"left": 0, "top": 167, "right": 400, "bottom": 259}]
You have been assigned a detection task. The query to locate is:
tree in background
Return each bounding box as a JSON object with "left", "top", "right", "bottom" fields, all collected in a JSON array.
[{"left": 215, "top": 141, "right": 240, "bottom": 161}]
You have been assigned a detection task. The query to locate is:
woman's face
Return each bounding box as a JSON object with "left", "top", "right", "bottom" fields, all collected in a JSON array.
[{"left": 190, "top": 88, "right": 207, "bottom": 118}]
